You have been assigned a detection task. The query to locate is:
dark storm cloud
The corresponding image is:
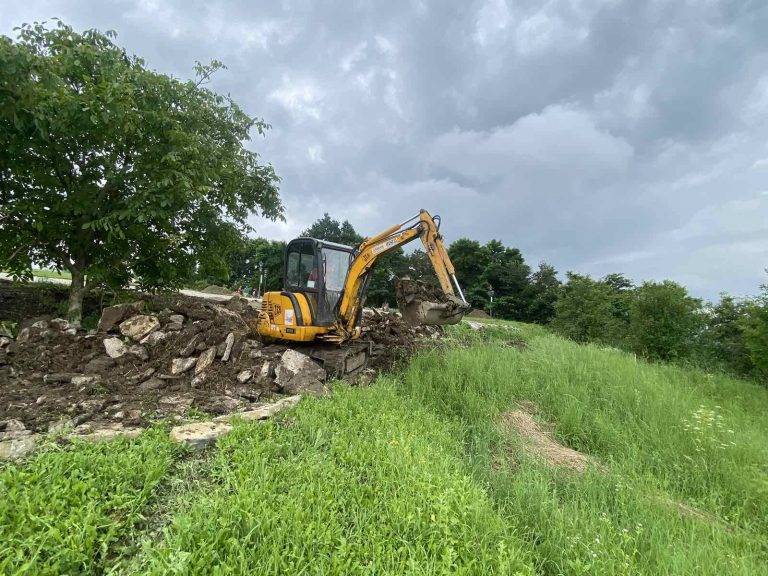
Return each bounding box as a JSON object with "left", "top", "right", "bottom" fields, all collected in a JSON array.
[{"left": 3, "top": 0, "right": 767, "bottom": 298}]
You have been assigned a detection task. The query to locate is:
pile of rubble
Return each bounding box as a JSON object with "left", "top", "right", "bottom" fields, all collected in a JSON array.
[{"left": 0, "top": 294, "right": 446, "bottom": 458}]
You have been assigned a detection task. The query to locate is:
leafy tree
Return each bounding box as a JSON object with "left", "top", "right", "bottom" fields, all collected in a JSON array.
[
  {"left": 695, "top": 294, "right": 753, "bottom": 376},
  {"left": 525, "top": 262, "right": 561, "bottom": 324},
  {"left": 551, "top": 273, "right": 619, "bottom": 343},
  {"left": 482, "top": 240, "right": 531, "bottom": 320},
  {"left": 0, "top": 21, "right": 282, "bottom": 324},
  {"left": 742, "top": 281, "right": 768, "bottom": 379},
  {"left": 227, "top": 236, "right": 285, "bottom": 293},
  {"left": 628, "top": 281, "right": 702, "bottom": 361},
  {"left": 302, "top": 213, "right": 363, "bottom": 247}
]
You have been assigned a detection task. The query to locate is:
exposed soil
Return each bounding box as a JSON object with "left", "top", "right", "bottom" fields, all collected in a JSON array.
[
  {"left": 0, "top": 291, "right": 444, "bottom": 434},
  {"left": 499, "top": 405, "right": 599, "bottom": 473}
]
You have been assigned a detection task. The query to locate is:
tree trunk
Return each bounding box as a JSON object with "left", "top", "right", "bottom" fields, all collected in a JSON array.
[{"left": 68, "top": 267, "right": 86, "bottom": 327}]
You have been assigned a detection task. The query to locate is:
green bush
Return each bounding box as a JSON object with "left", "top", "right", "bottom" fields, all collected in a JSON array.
[
  {"left": 628, "top": 281, "right": 702, "bottom": 362},
  {"left": 742, "top": 288, "right": 768, "bottom": 380},
  {"left": 694, "top": 294, "right": 753, "bottom": 376},
  {"left": 551, "top": 273, "right": 628, "bottom": 346}
]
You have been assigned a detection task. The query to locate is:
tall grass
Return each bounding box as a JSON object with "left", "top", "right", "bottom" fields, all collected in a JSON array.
[
  {"left": 398, "top": 323, "right": 768, "bottom": 574},
  {"left": 127, "top": 385, "right": 535, "bottom": 575}
]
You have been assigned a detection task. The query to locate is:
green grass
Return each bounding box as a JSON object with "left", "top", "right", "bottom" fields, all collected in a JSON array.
[
  {"left": 0, "top": 430, "right": 179, "bottom": 575},
  {"left": 2, "top": 320, "right": 767, "bottom": 574},
  {"left": 31, "top": 268, "right": 71, "bottom": 280}
]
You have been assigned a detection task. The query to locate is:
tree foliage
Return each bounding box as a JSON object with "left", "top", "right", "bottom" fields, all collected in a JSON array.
[
  {"left": 742, "top": 283, "right": 768, "bottom": 378},
  {"left": 0, "top": 21, "right": 282, "bottom": 322}
]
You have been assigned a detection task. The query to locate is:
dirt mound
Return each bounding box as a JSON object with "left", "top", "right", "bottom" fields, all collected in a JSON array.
[
  {"left": 362, "top": 308, "right": 443, "bottom": 371},
  {"left": 202, "top": 285, "right": 233, "bottom": 295},
  {"left": 0, "top": 295, "right": 444, "bottom": 435},
  {"left": 500, "top": 406, "right": 598, "bottom": 472}
]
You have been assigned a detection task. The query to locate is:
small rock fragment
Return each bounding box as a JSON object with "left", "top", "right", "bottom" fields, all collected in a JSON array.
[
  {"left": 84, "top": 355, "right": 116, "bottom": 373},
  {"left": 237, "top": 370, "right": 252, "bottom": 383},
  {"left": 128, "top": 344, "right": 149, "bottom": 361},
  {"left": 72, "top": 375, "right": 99, "bottom": 387},
  {"left": 0, "top": 435, "right": 36, "bottom": 460},
  {"left": 103, "top": 337, "right": 127, "bottom": 359},
  {"left": 0, "top": 336, "right": 10, "bottom": 348},
  {"left": 43, "top": 372, "right": 79, "bottom": 384},
  {"left": 168, "top": 314, "right": 185, "bottom": 325},
  {"left": 180, "top": 334, "right": 200, "bottom": 357},
  {"left": 214, "top": 395, "right": 301, "bottom": 423},
  {"left": 465, "top": 320, "right": 486, "bottom": 331},
  {"left": 170, "top": 356, "right": 196, "bottom": 375},
  {"left": 138, "top": 377, "right": 165, "bottom": 393},
  {"left": 49, "top": 318, "right": 70, "bottom": 331},
  {"left": 140, "top": 330, "right": 168, "bottom": 347}
]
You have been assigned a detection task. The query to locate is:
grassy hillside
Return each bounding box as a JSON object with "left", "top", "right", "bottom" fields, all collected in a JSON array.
[{"left": 2, "top": 321, "right": 766, "bottom": 574}]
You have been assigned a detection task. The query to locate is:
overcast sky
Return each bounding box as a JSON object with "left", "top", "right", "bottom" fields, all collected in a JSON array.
[{"left": 3, "top": 1, "right": 768, "bottom": 299}]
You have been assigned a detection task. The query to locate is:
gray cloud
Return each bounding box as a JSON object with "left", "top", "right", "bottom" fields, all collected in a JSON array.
[{"left": 3, "top": 0, "right": 767, "bottom": 299}]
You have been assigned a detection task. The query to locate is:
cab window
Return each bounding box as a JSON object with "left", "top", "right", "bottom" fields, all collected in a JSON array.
[{"left": 286, "top": 244, "right": 318, "bottom": 289}]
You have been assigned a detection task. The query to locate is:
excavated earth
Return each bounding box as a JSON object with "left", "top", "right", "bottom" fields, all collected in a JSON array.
[{"left": 0, "top": 292, "right": 442, "bottom": 437}]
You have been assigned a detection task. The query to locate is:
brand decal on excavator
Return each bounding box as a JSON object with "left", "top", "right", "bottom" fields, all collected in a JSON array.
[
  {"left": 372, "top": 238, "right": 397, "bottom": 255},
  {"left": 284, "top": 309, "right": 294, "bottom": 325}
]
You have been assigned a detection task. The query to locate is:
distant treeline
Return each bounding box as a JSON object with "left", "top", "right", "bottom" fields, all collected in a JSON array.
[{"left": 195, "top": 213, "right": 768, "bottom": 384}]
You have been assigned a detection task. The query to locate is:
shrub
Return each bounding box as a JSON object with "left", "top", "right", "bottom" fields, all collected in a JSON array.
[
  {"left": 628, "top": 281, "right": 702, "bottom": 361},
  {"left": 741, "top": 289, "right": 768, "bottom": 380},
  {"left": 551, "top": 273, "right": 627, "bottom": 345},
  {"left": 694, "top": 294, "right": 753, "bottom": 376}
]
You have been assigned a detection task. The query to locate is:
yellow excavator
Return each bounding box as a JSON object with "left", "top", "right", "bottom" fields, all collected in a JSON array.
[{"left": 255, "top": 209, "right": 470, "bottom": 375}]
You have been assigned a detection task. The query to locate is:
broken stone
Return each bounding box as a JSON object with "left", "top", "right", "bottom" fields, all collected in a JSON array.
[
  {"left": 214, "top": 395, "right": 301, "bottom": 423},
  {"left": 191, "top": 372, "right": 208, "bottom": 387},
  {"left": 0, "top": 435, "right": 36, "bottom": 460},
  {"left": 72, "top": 375, "right": 99, "bottom": 387},
  {"left": 170, "top": 356, "right": 197, "bottom": 375},
  {"left": 158, "top": 394, "right": 194, "bottom": 414},
  {"left": 129, "top": 367, "right": 156, "bottom": 384},
  {"left": 165, "top": 322, "right": 183, "bottom": 332},
  {"left": 97, "top": 301, "right": 145, "bottom": 333},
  {"left": 0, "top": 336, "right": 10, "bottom": 348},
  {"left": 71, "top": 424, "right": 143, "bottom": 443},
  {"left": 237, "top": 370, "right": 253, "bottom": 383},
  {"left": 170, "top": 421, "right": 232, "bottom": 450},
  {"left": 43, "top": 372, "right": 79, "bottom": 384},
  {"left": 124, "top": 409, "right": 142, "bottom": 426},
  {"left": 465, "top": 320, "right": 486, "bottom": 331},
  {"left": 203, "top": 395, "right": 241, "bottom": 414},
  {"left": 64, "top": 327, "right": 78, "bottom": 336},
  {"left": 84, "top": 355, "right": 116, "bottom": 374},
  {"left": 119, "top": 315, "right": 160, "bottom": 342},
  {"left": 221, "top": 332, "right": 235, "bottom": 362},
  {"left": 49, "top": 318, "right": 70, "bottom": 331},
  {"left": 128, "top": 344, "right": 149, "bottom": 361},
  {"left": 140, "top": 330, "right": 168, "bottom": 347},
  {"left": 48, "top": 417, "right": 74, "bottom": 434},
  {"left": 275, "top": 349, "right": 328, "bottom": 396},
  {"left": 138, "top": 377, "right": 165, "bottom": 393},
  {"left": 16, "top": 327, "right": 31, "bottom": 343},
  {"left": 31, "top": 320, "right": 48, "bottom": 330},
  {"left": 169, "top": 314, "right": 185, "bottom": 325},
  {"left": 195, "top": 346, "right": 217, "bottom": 375},
  {"left": 180, "top": 334, "right": 201, "bottom": 357},
  {"left": 103, "top": 337, "right": 127, "bottom": 359}
]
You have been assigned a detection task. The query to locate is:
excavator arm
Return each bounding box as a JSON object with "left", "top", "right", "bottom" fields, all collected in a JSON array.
[{"left": 331, "top": 210, "right": 469, "bottom": 340}]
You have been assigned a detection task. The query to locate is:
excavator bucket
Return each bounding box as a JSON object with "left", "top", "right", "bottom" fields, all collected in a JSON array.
[{"left": 395, "top": 278, "right": 471, "bottom": 326}]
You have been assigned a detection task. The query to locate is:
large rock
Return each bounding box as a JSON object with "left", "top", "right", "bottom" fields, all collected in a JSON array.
[
  {"left": 0, "top": 435, "right": 36, "bottom": 460},
  {"left": 97, "top": 301, "right": 145, "bottom": 332},
  {"left": 119, "top": 315, "right": 160, "bottom": 342},
  {"left": 170, "top": 421, "right": 232, "bottom": 450},
  {"left": 170, "top": 356, "right": 196, "bottom": 374},
  {"left": 70, "top": 424, "right": 143, "bottom": 443},
  {"left": 195, "top": 346, "right": 216, "bottom": 375},
  {"left": 274, "top": 349, "right": 328, "bottom": 396},
  {"left": 214, "top": 395, "right": 301, "bottom": 423},
  {"left": 103, "top": 337, "right": 127, "bottom": 359}
]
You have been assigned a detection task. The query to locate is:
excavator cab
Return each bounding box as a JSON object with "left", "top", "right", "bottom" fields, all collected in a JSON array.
[{"left": 283, "top": 238, "right": 354, "bottom": 326}]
